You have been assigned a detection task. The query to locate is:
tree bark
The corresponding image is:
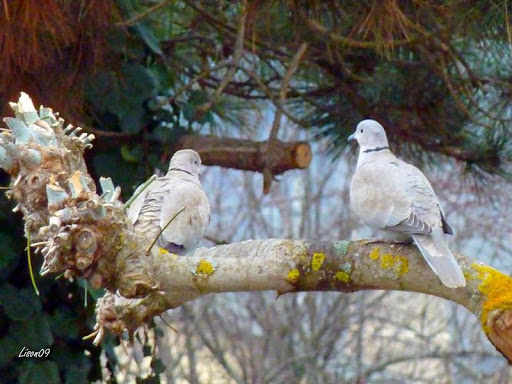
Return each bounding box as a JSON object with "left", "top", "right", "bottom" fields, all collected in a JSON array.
[
  {"left": 177, "top": 134, "right": 312, "bottom": 175},
  {"left": 1, "top": 93, "right": 512, "bottom": 363},
  {"left": 86, "top": 127, "right": 312, "bottom": 176}
]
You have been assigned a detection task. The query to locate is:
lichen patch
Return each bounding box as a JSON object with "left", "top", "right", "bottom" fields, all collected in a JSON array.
[
  {"left": 472, "top": 263, "right": 512, "bottom": 334},
  {"left": 311, "top": 252, "right": 325, "bottom": 271},
  {"left": 196, "top": 259, "right": 215, "bottom": 275}
]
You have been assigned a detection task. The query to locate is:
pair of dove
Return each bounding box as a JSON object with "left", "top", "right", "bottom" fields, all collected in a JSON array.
[
  {"left": 349, "top": 119, "right": 466, "bottom": 288},
  {"left": 128, "top": 122, "right": 465, "bottom": 288}
]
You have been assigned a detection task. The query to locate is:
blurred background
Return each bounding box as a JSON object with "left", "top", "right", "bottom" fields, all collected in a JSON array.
[{"left": 0, "top": 1, "right": 511, "bottom": 383}]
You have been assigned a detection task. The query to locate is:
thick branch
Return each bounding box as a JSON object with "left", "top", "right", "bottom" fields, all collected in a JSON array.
[
  {"left": 84, "top": 126, "right": 312, "bottom": 175},
  {"left": 101, "top": 238, "right": 512, "bottom": 362},
  {"left": 176, "top": 135, "right": 312, "bottom": 175}
]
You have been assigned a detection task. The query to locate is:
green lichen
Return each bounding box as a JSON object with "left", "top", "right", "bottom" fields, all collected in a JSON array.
[
  {"left": 340, "top": 262, "right": 352, "bottom": 273},
  {"left": 311, "top": 252, "right": 325, "bottom": 271},
  {"left": 333, "top": 240, "right": 349, "bottom": 256}
]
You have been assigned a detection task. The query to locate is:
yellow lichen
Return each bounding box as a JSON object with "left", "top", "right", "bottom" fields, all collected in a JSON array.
[
  {"left": 196, "top": 259, "right": 215, "bottom": 275},
  {"left": 380, "top": 253, "right": 394, "bottom": 269},
  {"left": 396, "top": 256, "right": 409, "bottom": 276},
  {"left": 369, "top": 247, "right": 380, "bottom": 260},
  {"left": 158, "top": 247, "right": 170, "bottom": 255},
  {"left": 472, "top": 263, "right": 512, "bottom": 334},
  {"left": 311, "top": 252, "right": 325, "bottom": 271},
  {"left": 287, "top": 269, "right": 300, "bottom": 283},
  {"left": 369, "top": 247, "right": 408, "bottom": 277},
  {"left": 335, "top": 271, "right": 350, "bottom": 283}
]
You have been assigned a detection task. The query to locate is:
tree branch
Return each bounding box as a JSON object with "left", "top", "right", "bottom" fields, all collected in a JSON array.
[
  {"left": 92, "top": 238, "right": 512, "bottom": 362},
  {"left": 1, "top": 93, "right": 511, "bottom": 362},
  {"left": 79, "top": 125, "right": 312, "bottom": 176},
  {"left": 176, "top": 134, "right": 312, "bottom": 175}
]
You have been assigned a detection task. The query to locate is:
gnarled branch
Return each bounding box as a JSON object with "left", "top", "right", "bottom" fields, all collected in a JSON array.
[{"left": 1, "top": 93, "right": 511, "bottom": 362}]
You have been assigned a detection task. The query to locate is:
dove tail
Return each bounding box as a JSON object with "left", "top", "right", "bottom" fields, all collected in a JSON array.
[{"left": 411, "top": 233, "right": 466, "bottom": 288}]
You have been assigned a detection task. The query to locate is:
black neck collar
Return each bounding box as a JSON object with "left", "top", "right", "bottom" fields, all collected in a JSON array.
[
  {"left": 363, "top": 146, "right": 389, "bottom": 153},
  {"left": 169, "top": 168, "right": 194, "bottom": 176}
]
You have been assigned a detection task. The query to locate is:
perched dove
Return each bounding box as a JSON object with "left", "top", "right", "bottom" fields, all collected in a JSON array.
[
  {"left": 127, "top": 149, "right": 210, "bottom": 255},
  {"left": 348, "top": 119, "right": 466, "bottom": 288}
]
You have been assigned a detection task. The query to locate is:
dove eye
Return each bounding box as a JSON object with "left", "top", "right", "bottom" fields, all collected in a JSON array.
[{"left": 360, "top": 129, "right": 364, "bottom": 133}]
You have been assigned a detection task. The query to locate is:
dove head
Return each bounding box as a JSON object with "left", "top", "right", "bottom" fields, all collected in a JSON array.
[
  {"left": 168, "top": 149, "right": 202, "bottom": 177},
  {"left": 349, "top": 119, "right": 389, "bottom": 152}
]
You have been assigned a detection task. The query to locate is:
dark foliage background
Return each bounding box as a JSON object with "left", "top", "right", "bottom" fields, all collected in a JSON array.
[{"left": 0, "top": 0, "right": 511, "bottom": 382}]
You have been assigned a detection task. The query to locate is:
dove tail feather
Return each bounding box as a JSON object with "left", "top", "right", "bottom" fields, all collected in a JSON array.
[{"left": 411, "top": 233, "right": 466, "bottom": 288}]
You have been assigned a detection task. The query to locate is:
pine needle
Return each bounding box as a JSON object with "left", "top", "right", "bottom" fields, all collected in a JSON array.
[
  {"left": 125, "top": 175, "right": 157, "bottom": 209},
  {"left": 26, "top": 230, "right": 40, "bottom": 296},
  {"left": 147, "top": 206, "right": 186, "bottom": 253},
  {"left": 82, "top": 329, "right": 99, "bottom": 340},
  {"left": 84, "top": 278, "right": 88, "bottom": 307},
  {"left": 159, "top": 314, "right": 177, "bottom": 333}
]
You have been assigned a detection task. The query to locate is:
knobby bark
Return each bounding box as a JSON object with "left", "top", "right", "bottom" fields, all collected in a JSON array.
[{"left": 1, "top": 94, "right": 512, "bottom": 362}]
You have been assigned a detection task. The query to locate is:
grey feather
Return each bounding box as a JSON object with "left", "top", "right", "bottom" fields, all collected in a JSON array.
[
  {"left": 127, "top": 149, "right": 210, "bottom": 255},
  {"left": 349, "top": 119, "right": 465, "bottom": 288},
  {"left": 412, "top": 231, "right": 465, "bottom": 288}
]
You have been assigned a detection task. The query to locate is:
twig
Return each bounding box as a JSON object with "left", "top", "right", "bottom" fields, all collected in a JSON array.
[
  {"left": 158, "top": 314, "right": 177, "bottom": 333},
  {"left": 26, "top": 229, "right": 40, "bottom": 296},
  {"left": 263, "top": 42, "right": 308, "bottom": 193},
  {"left": 164, "top": 62, "right": 231, "bottom": 107},
  {"left": 125, "top": 175, "right": 157, "bottom": 209},
  {"left": 506, "top": 2, "right": 512, "bottom": 51},
  {"left": 196, "top": 0, "right": 248, "bottom": 114},
  {"left": 116, "top": 0, "right": 173, "bottom": 27},
  {"left": 147, "top": 206, "right": 186, "bottom": 252},
  {"left": 82, "top": 329, "right": 99, "bottom": 340},
  {"left": 268, "top": 42, "right": 308, "bottom": 140},
  {"left": 240, "top": 67, "right": 309, "bottom": 127}
]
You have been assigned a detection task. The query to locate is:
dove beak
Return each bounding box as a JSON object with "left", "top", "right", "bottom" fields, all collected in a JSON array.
[{"left": 348, "top": 132, "right": 356, "bottom": 142}]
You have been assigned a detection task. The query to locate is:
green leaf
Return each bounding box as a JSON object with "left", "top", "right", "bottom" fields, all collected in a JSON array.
[
  {"left": 133, "top": 23, "right": 163, "bottom": 56},
  {"left": 0, "top": 313, "right": 53, "bottom": 365},
  {"left": 113, "top": 64, "right": 159, "bottom": 134},
  {"left": 84, "top": 70, "right": 120, "bottom": 113},
  {"left": 50, "top": 310, "right": 79, "bottom": 339},
  {"left": 18, "top": 360, "right": 61, "bottom": 384},
  {"left": 92, "top": 151, "right": 140, "bottom": 200},
  {"left": 64, "top": 366, "right": 89, "bottom": 384},
  {"left": 0, "top": 285, "right": 41, "bottom": 321},
  {"left": 0, "top": 232, "right": 18, "bottom": 269},
  {"left": 181, "top": 90, "right": 214, "bottom": 124},
  {"left": 11, "top": 313, "right": 54, "bottom": 349},
  {"left": 120, "top": 145, "right": 141, "bottom": 163},
  {"left": 150, "top": 64, "right": 176, "bottom": 89}
]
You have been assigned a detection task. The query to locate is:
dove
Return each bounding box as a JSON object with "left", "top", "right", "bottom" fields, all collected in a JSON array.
[
  {"left": 348, "top": 119, "right": 466, "bottom": 288},
  {"left": 127, "top": 149, "right": 210, "bottom": 255}
]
